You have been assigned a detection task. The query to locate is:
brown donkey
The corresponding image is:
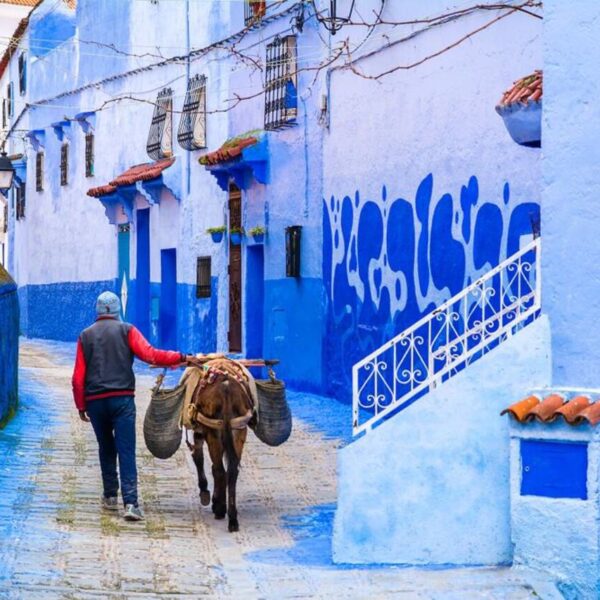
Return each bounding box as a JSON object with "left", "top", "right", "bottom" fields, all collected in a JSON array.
[{"left": 187, "top": 360, "right": 254, "bottom": 532}]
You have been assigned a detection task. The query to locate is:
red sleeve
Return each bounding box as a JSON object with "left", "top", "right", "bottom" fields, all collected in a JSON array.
[
  {"left": 72, "top": 339, "right": 87, "bottom": 411},
  {"left": 128, "top": 326, "right": 183, "bottom": 366}
]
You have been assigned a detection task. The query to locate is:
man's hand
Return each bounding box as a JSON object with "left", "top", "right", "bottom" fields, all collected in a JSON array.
[{"left": 78, "top": 410, "right": 90, "bottom": 423}]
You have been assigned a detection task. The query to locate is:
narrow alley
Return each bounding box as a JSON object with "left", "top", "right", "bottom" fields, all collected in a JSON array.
[{"left": 0, "top": 340, "right": 549, "bottom": 599}]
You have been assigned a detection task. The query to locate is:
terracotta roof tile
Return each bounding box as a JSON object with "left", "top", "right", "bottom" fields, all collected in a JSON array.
[
  {"left": 502, "top": 393, "right": 600, "bottom": 426},
  {"left": 500, "top": 395, "right": 540, "bottom": 423},
  {"left": 0, "top": 0, "right": 39, "bottom": 6},
  {"left": 86, "top": 158, "right": 174, "bottom": 198},
  {"left": 555, "top": 395, "right": 591, "bottom": 424},
  {"left": 497, "top": 70, "right": 542, "bottom": 108},
  {"left": 199, "top": 136, "right": 258, "bottom": 166},
  {"left": 528, "top": 394, "right": 564, "bottom": 422}
]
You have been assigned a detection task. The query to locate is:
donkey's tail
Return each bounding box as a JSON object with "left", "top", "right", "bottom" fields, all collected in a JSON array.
[{"left": 220, "top": 379, "right": 237, "bottom": 468}]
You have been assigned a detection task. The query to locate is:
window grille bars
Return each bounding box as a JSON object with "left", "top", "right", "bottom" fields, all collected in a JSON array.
[
  {"left": 196, "top": 256, "right": 212, "bottom": 298},
  {"left": 352, "top": 238, "right": 542, "bottom": 436},
  {"left": 60, "top": 143, "right": 68, "bottom": 186},
  {"left": 1, "top": 99, "right": 6, "bottom": 129},
  {"left": 18, "top": 53, "right": 26, "bottom": 95},
  {"left": 147, "top": 88, "right": 173, "bottom": 160},
  {"left": 245, "top": 0, "right": 266, "bottom": 25},
  {"left": 35, "top": 151, "right": 44, "bottom": 192},
  {"left": 265, "top": 35, "right": 298, "bottom": 131},
  {"left": 7, "top": 83, "right": 14, "bottom": 118},
  {"left": 3, "top": 202, "right": 7, "bottom": 233},
  {"left": 177, "top": 75, "right": 207, "bottom": 151},
  {"left": 85, "top": 133, "right": 94, "bottom": 177},
  {"left": 15, "top": 182, "right": 25, "bottom": 220}
]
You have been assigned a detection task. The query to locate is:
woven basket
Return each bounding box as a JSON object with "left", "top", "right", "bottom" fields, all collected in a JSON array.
[
  {"left": 143, "top": 381, "right": 186, "bottom": 459},
  {"left": 251, "top": 379, "right": 292, "bottom": 446}
]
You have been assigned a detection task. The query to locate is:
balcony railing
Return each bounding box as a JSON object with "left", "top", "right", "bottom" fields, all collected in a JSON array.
[{"left": 352, "top": 238, "right": 542, "bottom": 436}]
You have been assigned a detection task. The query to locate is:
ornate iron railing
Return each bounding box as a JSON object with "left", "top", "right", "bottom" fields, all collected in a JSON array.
[{"left": 352, "top": 238, "right": 541, "bottom": 436}]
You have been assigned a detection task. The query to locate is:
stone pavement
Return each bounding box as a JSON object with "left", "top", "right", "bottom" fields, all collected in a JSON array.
[{"left": 0, "top": 339, "right": 553, "bottom": 599}]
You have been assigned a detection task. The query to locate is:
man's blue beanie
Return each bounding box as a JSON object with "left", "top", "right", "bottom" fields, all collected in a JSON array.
[{"left": 96, "top": 291, "right": 121, "bottom": 318}]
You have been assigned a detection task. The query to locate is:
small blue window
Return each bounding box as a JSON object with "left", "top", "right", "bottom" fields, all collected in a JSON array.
[{"left": 521, "top": 439, "right": 588, "bottom": 500}]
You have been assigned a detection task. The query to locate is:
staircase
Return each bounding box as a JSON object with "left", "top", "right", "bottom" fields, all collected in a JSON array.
[{"left": 352, "top": 238, "right": 541, "bottom": 436}]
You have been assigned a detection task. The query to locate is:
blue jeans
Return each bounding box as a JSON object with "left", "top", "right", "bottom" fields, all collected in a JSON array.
[{"left": 86, "top": 395, "right": 138, "bottom": 506}]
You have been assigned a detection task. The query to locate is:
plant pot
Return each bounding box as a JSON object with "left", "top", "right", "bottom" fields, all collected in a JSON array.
[
  {"left": 496, "top": 101, "right": 541, "bottom": 148},
  {"left": 230, "top": 232, "right": 243, "bottom": 246},
  {"left": 252, "top": 233, "right": 265, "bottom": 244},
  {"left": 210, "top": 231, "right": 224, "bottom": 243}
]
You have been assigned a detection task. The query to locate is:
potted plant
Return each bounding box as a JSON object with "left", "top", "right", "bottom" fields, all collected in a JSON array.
[
  {"left": 229, "top": 226, "right": 244, "bottom": 246},
  {"left": 207, "top": 226, "right": 226, "bottom": 243},
  {"left": 249, "top": 225, "right": 266, "bottom": 244}
]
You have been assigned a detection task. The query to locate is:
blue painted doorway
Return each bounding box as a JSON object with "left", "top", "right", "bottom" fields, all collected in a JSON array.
[
  {"left": 246, "top": 245, "right": 264, "bottom": 359},
  {"left": 117, "top": 224, "right": 130, "bottom": 321},
  {"left": 135, "top": 209, "right": 150, "bottom": 338},
  {"left": 160, "top": 248, "right": 177, "bottom": 350}
]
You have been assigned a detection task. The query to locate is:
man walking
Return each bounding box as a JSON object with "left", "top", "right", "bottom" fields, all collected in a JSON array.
[{"left": 72, "top": 291, "right": 188, "bottom": 521}]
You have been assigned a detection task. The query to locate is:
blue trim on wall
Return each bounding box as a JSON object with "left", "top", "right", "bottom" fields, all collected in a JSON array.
[
  {"left": 159, "top": 249, "right": 177, "bottom": 349},
  {"left": 246, "top": 245, "right": 264, "bottom": 360},
  {"left": 177, "top": 278, "right": 218, "bottom": 354},
  {"left": 19, "top": 280, "right": 116, "bottom": 341},
  {"left": 0, "top": 275, "right": 19, "bottom": 425},
  {"left": 136, "top": 208, "right": 151, "bottom": 339}
]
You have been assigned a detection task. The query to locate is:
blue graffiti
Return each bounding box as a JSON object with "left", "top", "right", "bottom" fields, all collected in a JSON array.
[{"left": 323, "top": 174, "right": 540, "bottom": 401}]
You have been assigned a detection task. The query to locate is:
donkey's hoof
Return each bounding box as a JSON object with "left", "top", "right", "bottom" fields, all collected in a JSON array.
[
  {"left": 228, "top": 519, "right": 239, "bottom": 533},
  {"left": 200, "top": 490, "right": 211, "bottom": 506},
  {"left": 214, "top": 511, "right": 226, "bottom": 520}
]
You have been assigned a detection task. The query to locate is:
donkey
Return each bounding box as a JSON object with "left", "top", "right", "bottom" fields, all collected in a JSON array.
[{"left": 187, "top": 359, "right": 254, "bottom": 532}]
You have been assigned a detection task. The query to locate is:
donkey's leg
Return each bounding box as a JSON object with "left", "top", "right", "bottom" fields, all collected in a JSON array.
[
  {"left": 207, "top": 435, "right": 227, "bottom": 520},
  {"left": 191, "top": 431, "right": 210, "bottom": 506},
  {"left": 227, "top": 429, "right": 247, "bottom": 532}
]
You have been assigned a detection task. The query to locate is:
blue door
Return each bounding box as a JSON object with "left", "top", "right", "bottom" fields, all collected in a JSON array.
[
  {"left": 160, "top": 248, "right": 177, "bottom": 349},
  {"left": 117, "top": 224, "right": 130, "bottom": 321},
  {"left": 135, "top": 209, "right": 150, "bottom": 338}
]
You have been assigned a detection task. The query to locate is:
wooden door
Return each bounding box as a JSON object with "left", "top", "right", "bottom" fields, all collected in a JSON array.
[{"left": 228, "top": 184, "right": 242, "bottom": 352}]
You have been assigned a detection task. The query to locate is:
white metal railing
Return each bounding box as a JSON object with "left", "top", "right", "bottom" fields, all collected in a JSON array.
[{"left": 352, "top": 238, "right": 541, "bottom": 436}]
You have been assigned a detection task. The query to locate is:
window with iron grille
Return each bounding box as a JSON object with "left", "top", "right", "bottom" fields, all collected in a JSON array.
[
  {"left": 85, "top": 133, "right": 94, "bottom": 177},
  {"left": 15, "top": 182, "right": 25, "bottom": 220},
  {"left": 244, "top": 0, "right": 266, "bottom": 25},
  {"left": 35, "top": 151, "right": 44, "bottom": 192},
  {"left": 60, "top": 143, "right": 68, "bottom": 186},
  {"left": 146, "top": 88, "right": 173, "bottom": 160},
  {"left": 18, "top": 53, "right": 26, "bottom": 95},
  {"left": 3, "top": 202, "right": 7, "bottom": 233},
  {"left": 7, "top": 83, "right": 14, "bottom": 118},
  {"left": 1, "top": 99, "right": 6, "bottom": 129},
  {"left": 196, "top": 256, "right": 212, "bottom": 298},
  {"left": 264, "top": 35, "right": 298, "bottom": 131},
  {"left": 177, "top": 75, "right": 207, "bottom": 151}
]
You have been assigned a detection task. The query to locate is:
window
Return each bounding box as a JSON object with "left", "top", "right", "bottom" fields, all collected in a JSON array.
[
  {"left": 7, "top": 83, "right": 14, "bottom": 118},
  {"left": 36, "top": 151, "right": 44, "bottom": 192},
  {"left": 15, "top": 182, "right": 25, "bottom": 220},
  {"left": 264, "top": 35, "right": 297, "bottom": 130},
  {"left": 196, "top": 256, "right": 212, "bottom": 298},
  {"left": 146, "top": 87, "right": 173, "bottom": 160},
  {"left": 245, "top": 0, "right": 266, "bottom": 25},
  {"left": 1, "top": 99, "right": 6, "bottom": 129},
  {"left": 177, "top": 75, "right": 207, "bottom": 150},
  {"left": 85, "top": 133, "right": 94, "bottom": 177},
  {"left": 18, "top": 53, "right": 26, "bottom": 95},
  {"left": 2, "top": 202, "right": 7, "bottom": 233},
  {"left": 60, "top": 143, "right": 68, "bottom": 186}
]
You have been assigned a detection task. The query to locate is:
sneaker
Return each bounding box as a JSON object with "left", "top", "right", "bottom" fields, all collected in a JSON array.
[
  {"left": 101, "top": 496, "right": 119, "bottom": 511},
  {"left": 123, "top": 504, "right": 144, "bottom": 522}
]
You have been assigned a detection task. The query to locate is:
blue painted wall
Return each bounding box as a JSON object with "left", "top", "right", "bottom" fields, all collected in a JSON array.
[
  {"left": 334, "top": 315, "right": 551, "bottom": 565},
  {"left": 0, "top": 265, "right": 19, "bottom": 427},
  {"left": 18, "top": 280, "right": 117, "bottom": 341},
  {"left": 323, "top": 175, "right": 539, "bottom": 402},
  {"left": 542, "top": 0, "right": 600, "bottom": 389}
]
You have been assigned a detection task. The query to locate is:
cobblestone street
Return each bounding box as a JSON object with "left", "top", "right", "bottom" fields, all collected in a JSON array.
[{"left": 0, "top": 340, "right": 552, "bottom": 599}]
